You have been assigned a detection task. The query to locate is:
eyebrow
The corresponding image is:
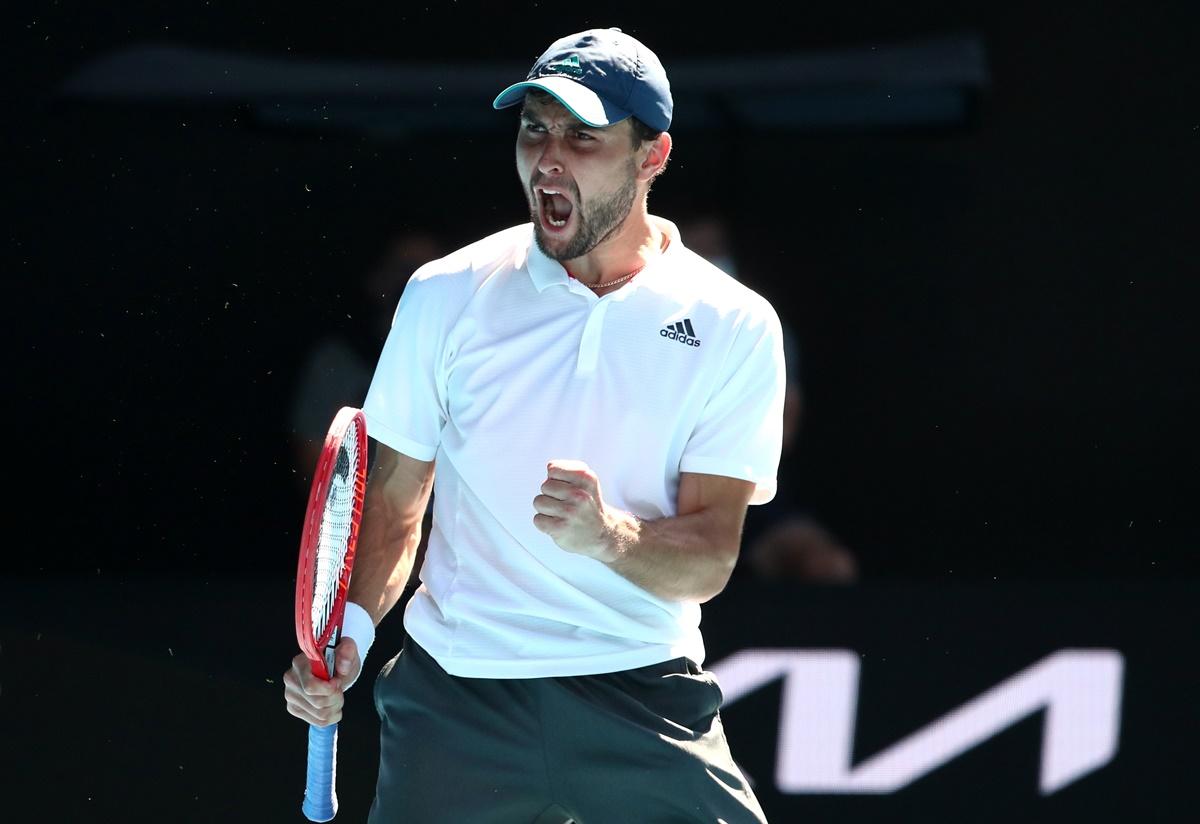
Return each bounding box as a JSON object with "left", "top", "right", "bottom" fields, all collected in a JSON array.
[{"left": 519, "top": 107, "right": 596, "bottom": 133}]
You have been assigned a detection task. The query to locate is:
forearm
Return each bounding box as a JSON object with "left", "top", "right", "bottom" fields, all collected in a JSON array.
[
  {"left": 345, "top": 508, "right": 421, "bottom": 626},
  {"left": 602, "top": 507, "right": 739, "bottom": 603}
]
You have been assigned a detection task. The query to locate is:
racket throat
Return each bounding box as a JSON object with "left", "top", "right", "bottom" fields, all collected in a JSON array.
[{"left": 323, "top": 626, "right": 340, "bottom": 680}]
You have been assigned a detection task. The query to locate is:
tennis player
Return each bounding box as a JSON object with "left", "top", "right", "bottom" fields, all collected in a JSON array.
[{"left": 284, "top": 27, "right": 785, "bottom": 823}]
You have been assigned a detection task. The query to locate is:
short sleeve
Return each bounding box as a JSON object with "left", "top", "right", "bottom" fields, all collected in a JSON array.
[
  {"left": 361, "top": 274, "right": 449, "bottom": 462},
  {"left": 679, "top": 301, "right": 786, "bottom": 504}
]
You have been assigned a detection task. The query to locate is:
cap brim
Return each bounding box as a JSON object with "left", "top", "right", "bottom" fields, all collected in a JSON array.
[{"left": 492, "top": 75, "right": 630, "bottom": 128}]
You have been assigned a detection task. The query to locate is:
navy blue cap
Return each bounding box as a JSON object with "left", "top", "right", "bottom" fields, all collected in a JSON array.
[{"left": 492, "top": 28, "right": 672, "bottom": 133}]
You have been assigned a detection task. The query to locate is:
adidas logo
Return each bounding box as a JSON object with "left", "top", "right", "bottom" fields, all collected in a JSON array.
[
  {"left": 546, "top": 54, "right": 583, "bottom": 76},
  {"left": 659, "top": 318, "right": 701, "bottom": 347}
]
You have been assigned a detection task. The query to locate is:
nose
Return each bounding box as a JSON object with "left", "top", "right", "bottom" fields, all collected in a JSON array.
[{"left": 536, "top": 138, "right": 566, "bottom": 177}]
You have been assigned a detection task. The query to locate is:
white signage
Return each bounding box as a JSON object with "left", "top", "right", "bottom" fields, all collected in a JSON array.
[{"left": 710, "top": 649, "right": 1123, "bottom": 795}]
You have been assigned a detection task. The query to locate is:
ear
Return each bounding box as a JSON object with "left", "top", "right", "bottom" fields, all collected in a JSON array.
[{"left": 637, "top": 131, "right": 672, "bottom": 182}]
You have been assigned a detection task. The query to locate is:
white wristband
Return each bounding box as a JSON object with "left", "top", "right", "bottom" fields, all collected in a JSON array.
[{"left": 339, "top": 601, "right": 376, "bottom": 689}]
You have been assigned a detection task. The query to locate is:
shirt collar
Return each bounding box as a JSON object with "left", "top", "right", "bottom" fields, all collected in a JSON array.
[{"left": 524, "top": 228, "right": 569, "bottom": 292}]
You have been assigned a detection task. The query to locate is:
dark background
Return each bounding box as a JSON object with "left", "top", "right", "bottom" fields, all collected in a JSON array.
[
  {"left": 9, "top": 0, "right": 1196, "bottom": 580},
  {"left": 7, "top": 0, "right": 1197, "bottom": 579},
  {"left": 3, "top": 1, "right": 1197, "bottom": 821}
]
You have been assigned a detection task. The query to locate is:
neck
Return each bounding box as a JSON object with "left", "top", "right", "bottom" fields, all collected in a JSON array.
[{"left": 564, "top": 207, "right": 665, "bottom": 288}]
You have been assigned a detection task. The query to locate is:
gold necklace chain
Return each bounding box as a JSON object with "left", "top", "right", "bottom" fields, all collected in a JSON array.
[
  {"left": 589, "top": 264, "right": 646, "bottom": 290},
  {"left": 574, "top": 232, "right": 669, "bottom": 290}
]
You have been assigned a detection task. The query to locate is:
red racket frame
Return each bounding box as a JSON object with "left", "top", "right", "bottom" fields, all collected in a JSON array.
[{"left": 294, "top": 406, "right": 368, "bottom": 680}]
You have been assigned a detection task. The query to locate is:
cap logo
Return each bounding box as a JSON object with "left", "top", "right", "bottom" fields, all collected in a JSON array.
[{"left": 545, "top": 54, "right": 583, "bottom": 77}]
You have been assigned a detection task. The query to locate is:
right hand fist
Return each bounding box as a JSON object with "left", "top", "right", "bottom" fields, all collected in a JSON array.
[{"left": 283, "top": 637, "right": 362, "bottom": 727}]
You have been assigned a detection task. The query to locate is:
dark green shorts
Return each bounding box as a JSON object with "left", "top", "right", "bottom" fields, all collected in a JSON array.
[{"left": 368, "top": 638, "right": 767, "bottom": 823}]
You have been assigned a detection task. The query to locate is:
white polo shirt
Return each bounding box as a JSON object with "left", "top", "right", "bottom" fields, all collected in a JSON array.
[{"left": 362, "top": 217, "right": 785, "bottom": 678}]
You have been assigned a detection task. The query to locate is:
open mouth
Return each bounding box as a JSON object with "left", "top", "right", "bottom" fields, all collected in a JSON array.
[{"left": 537, "top": 187, "right": 574, "bottom": 231}]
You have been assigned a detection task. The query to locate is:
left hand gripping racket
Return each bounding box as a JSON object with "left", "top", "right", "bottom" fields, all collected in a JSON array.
[{"left": 294, "top": 406, "right": 368, "bottom": 822}]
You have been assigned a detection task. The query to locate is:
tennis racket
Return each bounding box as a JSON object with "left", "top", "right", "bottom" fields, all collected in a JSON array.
[{"left": 294, "top": 406, "right": 368, "bottom": 822}]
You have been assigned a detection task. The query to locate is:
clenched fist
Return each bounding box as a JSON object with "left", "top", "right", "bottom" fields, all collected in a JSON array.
[
  {"left": 283, "top": 637, "right": 361, "bottom": 727},
  {"left": 532, "top": 459, "right": 620, "bottom": 562}
]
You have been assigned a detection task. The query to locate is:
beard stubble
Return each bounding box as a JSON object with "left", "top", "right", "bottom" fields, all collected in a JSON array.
[{"left": 531, "top": 163, "right": 639, "bottom": 262}]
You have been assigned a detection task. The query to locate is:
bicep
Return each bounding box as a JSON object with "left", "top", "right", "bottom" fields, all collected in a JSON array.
[
  {"left": 368, "top": 440, "right": 435, "bottom": 523},
  {"left": 677, "top": 472, "right": 755, "bottom": 539}
]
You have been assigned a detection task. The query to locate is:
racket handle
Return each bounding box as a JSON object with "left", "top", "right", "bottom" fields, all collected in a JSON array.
[{"left": 302, "top": 722, "right": 339, "bottom": 822}]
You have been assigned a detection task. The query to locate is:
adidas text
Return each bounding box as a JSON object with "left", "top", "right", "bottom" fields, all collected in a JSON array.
[{"left": 662, "top": 321, "right": 700, "bottom": 347}]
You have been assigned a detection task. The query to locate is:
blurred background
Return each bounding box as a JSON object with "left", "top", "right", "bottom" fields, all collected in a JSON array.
[{"left": 3, "top": 1, "right": 1196, "bottom": 821}]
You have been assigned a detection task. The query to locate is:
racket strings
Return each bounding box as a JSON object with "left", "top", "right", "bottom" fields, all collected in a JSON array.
[{"left": 311, "top": 425, "right": 362, "bottom": 638}]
